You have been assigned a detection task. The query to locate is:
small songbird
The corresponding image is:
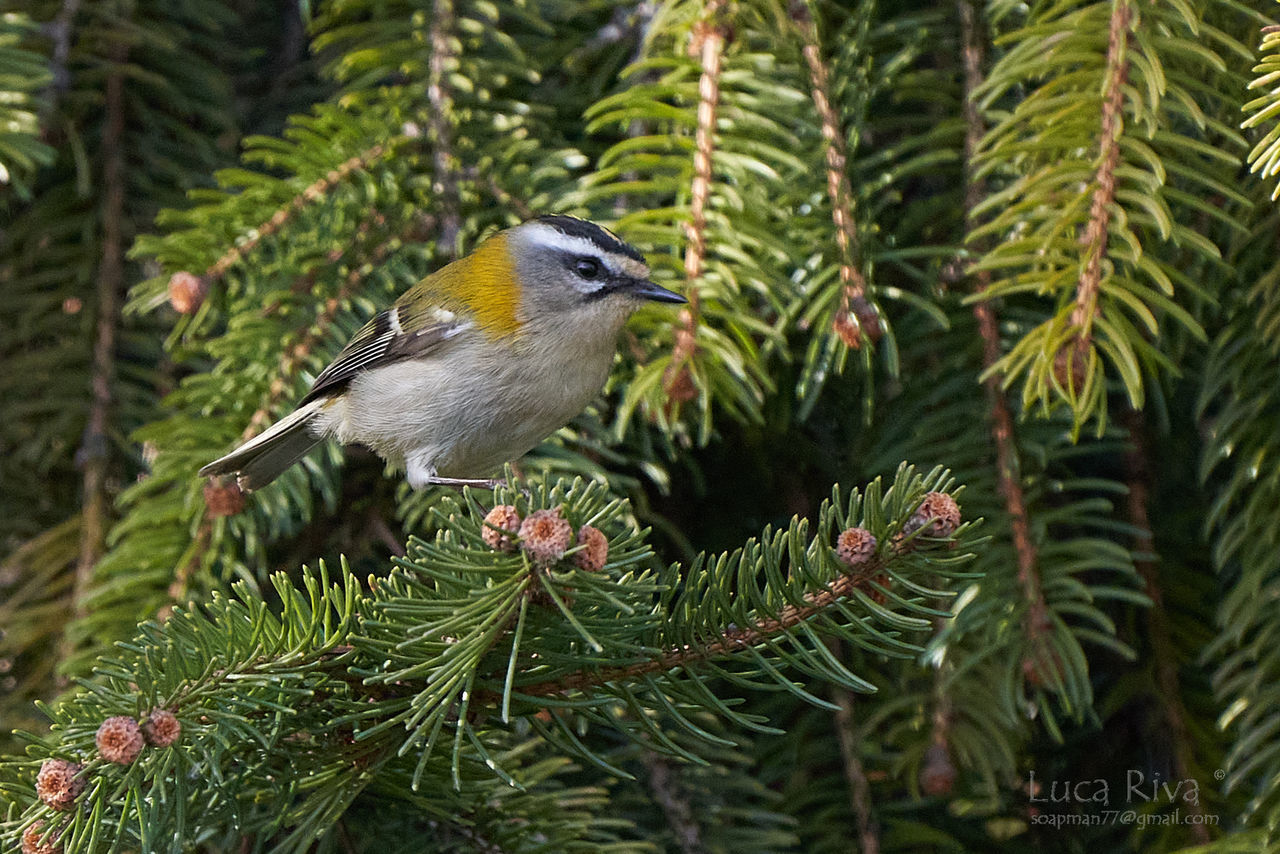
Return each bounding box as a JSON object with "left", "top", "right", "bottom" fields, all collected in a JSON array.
[{"left": 199, "top": 215, "right": 685, "bottom": 490}]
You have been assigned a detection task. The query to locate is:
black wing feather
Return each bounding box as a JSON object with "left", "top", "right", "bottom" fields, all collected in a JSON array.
[{"left": 299, "top": 307, "right": 465, "bottom": 405}]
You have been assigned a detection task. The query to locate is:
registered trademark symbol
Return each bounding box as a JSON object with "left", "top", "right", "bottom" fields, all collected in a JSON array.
[{"left": 1214, "top": 769, "right": 1226, "bottom": 781}]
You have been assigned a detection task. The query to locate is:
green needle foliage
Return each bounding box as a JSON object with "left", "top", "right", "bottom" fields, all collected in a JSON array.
[
  {"left": 5, "top": 0, "right": 1280, "bottom": 851},
  {"left": 2, "top": 468, "right": 974, "bottom": 851}
]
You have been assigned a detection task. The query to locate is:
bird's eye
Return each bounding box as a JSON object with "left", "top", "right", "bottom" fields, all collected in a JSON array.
[{"left": 574, "top": 257, "right": 602, "bottom": 280}]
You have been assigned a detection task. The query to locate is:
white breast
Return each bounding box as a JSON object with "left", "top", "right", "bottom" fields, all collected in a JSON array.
[{"left": 311, "top": 310, "right": 622, "bottom": 483}]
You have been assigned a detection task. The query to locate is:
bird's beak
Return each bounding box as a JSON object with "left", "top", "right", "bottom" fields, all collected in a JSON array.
[{"left": 630, "top": 279, "right": 687, "bottom": 304}]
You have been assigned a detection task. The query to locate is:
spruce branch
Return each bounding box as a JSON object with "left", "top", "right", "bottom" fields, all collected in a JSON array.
[
  {"left": 958, "top": 0, "right": 1045, "bottom": 639},
  {"left": 168, "top": 214, "right": 431, "bottom": 606},
  {"left": 1122, "top": 409, "right": 1211, "bottom": 842},
  {"left": 512, "top": 541, "right": 919, "bottom": 699},
  {"left": 965, "top": 0, "right": 1238, "bottom": 433},
  {"left": 663, "top": 0, "right": 727, "bottom": 408},
  {"left": 427, "top": 0, "right": 462, "bottom": 252},
  {"left": 792, "top": 0, "right": 878, "bottom": 349},
  {"left": 71, "top": 41, "right": 128, "bottom": 626},
  {"left": 213, "top": 139, "right": 407, "bottom": 272},
  {"left": 4, "top": 471, "right": 975, "bottom": 849},
  {"left": 826, "top": 642, "right": 879, "bottom": 854},
  {"left": 1070, "top": 0, "right": 1132, "bottom": 344}
]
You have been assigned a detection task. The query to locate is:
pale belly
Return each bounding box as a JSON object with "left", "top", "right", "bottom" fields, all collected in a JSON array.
[{"left": 312, "top": 333, "right": 613, "bottom": 480}]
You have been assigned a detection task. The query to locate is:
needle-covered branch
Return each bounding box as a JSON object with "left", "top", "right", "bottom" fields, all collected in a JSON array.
[{"left": 2, "top": 467, "right": 975, "bottom": 850}]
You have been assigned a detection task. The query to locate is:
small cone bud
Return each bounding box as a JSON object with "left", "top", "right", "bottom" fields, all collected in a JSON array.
[
  {"left": 481, "top": 505, "right": 522, "bottom": 552},
  {"left": 96, "top": 716, "right": 144, "bottom": 765},
  {"left": 1053, "top": 339, "right": 1089, "bottom": 393},
  {"left": 920, "top": 743, "right": 957, "bottom": 796},
  {"left": 519, "top": 508, "right": 573, "bottom": 565},
  {"left": 35, "top": 759, "right": 84, "bottom": 811},
  {"left": 203, "top": 480, "right": 246, "bottom": 517},
  {"left": 833, "top": 311, "right": 862, "bottom": 349},
  {"left": 902, "top": 492, "right": 961, "bottom": 542},
  {"left": 142, "top": 709, "right": 181, "bottom": 747},
  {"left": 834, "top": 527, "right": 877, "bottom": 568},
  {"left": 22, "top": 821, "right": 63, "bottom": 854},
  {"left": 167, "top": 271, "right": 207, "bottom": 315},
  {"left": 574, "top": 525, "right": 609, "bottom": 572}
]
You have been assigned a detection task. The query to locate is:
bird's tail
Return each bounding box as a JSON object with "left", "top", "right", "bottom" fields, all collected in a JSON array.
[{"left": 198, "top": 400, "right": 326, "bottom": 491}]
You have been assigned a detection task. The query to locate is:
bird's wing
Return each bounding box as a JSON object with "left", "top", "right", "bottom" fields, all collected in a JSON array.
[{"left": 299, "top": 302, "right": 469, "bottom": 405}]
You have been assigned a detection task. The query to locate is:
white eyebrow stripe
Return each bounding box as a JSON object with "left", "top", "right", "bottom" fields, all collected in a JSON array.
[{"left": 522, "top": 223, "right": 650, "bottom": 280}]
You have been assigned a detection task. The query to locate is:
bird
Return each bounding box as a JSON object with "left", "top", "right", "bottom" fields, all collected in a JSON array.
[{"left": 199, "top": 215, "right": 686, "bottom": 491}]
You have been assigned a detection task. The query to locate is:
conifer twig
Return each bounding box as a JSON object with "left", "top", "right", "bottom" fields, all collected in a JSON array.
[
  {"left": 1070, "top": 0, "right": 1131, "bottom": 342},
  {"left": 516, "top": 554, "right": 891, "bottom": 697},
  {"left": 205, "top": 139, "right": 407, "bottom": 284},
  {"left": 72, "top": 42, "right": 128, "bottom": 622},
  {"left": 428, "top": 0, "right": 462, "bottom": 251},
  {"left": 827, "top": 640, "right": 880, "bottom": 854},
  {"left": 792, "top": 1, "right": 878, "bottom": 347},
  {"left": 664, "top": 0, "right": 727, "bottom": 403},
  {"left": 1122, "top": 410, "right": 1211, "bottom": 842},
  {"left": 643, "top": 753, "right": 705, "bottom": 854},
  {"left": 173, "top": 216, "right": 435, "bottom": 608},
  {"left": 40, "top": 0, "right": 81, "bottom": 119},
  {"left": 959, "top": 0, "right": 1046, "bottom": 638}
]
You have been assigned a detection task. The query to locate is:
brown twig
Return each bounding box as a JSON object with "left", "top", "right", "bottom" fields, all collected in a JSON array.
[
  {"left": 664, "top": 0, "right": 728, "bottom": 403},
  {"left": 72, "top": 41, "right": 128, "bottom": 623},
  {"left": 1122, "top": 409, "right": 1211, "bottom": 842},
  {"left": 427, "top": 0, "right": 462, "bottom": 252},
  {"left": 206, "top": 139, "right": 406, "bottom": 284},
  {"left": 40, "top": 0, "right": 81, "bottom": 117},
  {"left": 827, "top": 640, "right": 880, "bottom": 854},
  {"left": 792, "top": 1, "right": 879, "bottom": 347},
  {"left": 644, "top": 753, "right": 705, "bottom": 854},
  {"left": 1070, "top": 0, "right": 1131, "bottom": 339},
  {"left": 515, "top": 555, "right": 888, "bottom": 698},
  {"left": 959, "top": 0, "right": 1046, "bottom": 636}
]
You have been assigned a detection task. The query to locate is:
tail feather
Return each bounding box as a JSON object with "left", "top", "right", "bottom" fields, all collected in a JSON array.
[{"left": 199, "top": 401, "right": 326, "bottom": 490}]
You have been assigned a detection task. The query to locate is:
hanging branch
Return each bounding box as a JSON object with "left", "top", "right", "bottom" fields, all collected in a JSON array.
[
  {"left": 663, "top": 0, "right": 728, "bottom": 404},
  {"left": 1071, "top": 0, "right": 1132, "bottom": 327},
  {"left": 792, "top": 1, "right": 879, "bottom": 348},
  {"left": 958, "top": 0, "right": 1046, "bottom": 641},
  {"left": 1064, "top": 0, "right": 1131, "bottom": 380},
  {"left": 827, "top": 640, "right": 880, "bottom": 854},
  {"left": 515, "top": 548, "right": 898, "bottom": 698},
  {"left": 39, "top": 0, "right": 81, "bottom": 121},
  {"left": 644, "top": 754, "right": 705, "bottom": 854},
  {"left": 168, "top": 137, "right": 414, "bottom": 314},
  {"left": 72, "top": 42, "right": 128, "bottom": 621},
  {"left": 427, "top": 0, "right": 462, "bottom": 251},
  {"left": 1122, "top": 410, "right": 1210, "bottom": 842}
]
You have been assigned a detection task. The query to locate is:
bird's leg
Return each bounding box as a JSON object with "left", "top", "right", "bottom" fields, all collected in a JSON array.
[
  {"left": 406, "top": 454, "right": 510, "bottom": 491},
  {"left": 426, "top": 476, "right": 506, "bottom": 490}
]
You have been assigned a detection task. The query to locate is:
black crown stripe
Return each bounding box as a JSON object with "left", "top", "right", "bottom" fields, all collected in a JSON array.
[{"left": 534, "top": 214, "right": 646, "bottom": 264}]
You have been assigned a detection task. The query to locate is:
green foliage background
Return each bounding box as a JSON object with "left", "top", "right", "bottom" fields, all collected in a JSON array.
[{"left": 2, "top": 0, "right": 1280, "bottom": 851}]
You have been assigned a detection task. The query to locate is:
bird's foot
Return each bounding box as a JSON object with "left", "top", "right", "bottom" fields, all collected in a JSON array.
[{"left": 426, "top": 476, "right": 506, "bottom": 490}]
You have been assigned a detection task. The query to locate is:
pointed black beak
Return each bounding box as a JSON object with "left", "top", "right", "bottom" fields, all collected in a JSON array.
[{"left": 631, "top": 279, "right": 687, "bottom": 304}]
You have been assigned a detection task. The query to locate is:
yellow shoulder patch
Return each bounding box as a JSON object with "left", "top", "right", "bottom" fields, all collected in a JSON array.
[{"left": 454, "top": 235, "right": 521, "bottom": 337}]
